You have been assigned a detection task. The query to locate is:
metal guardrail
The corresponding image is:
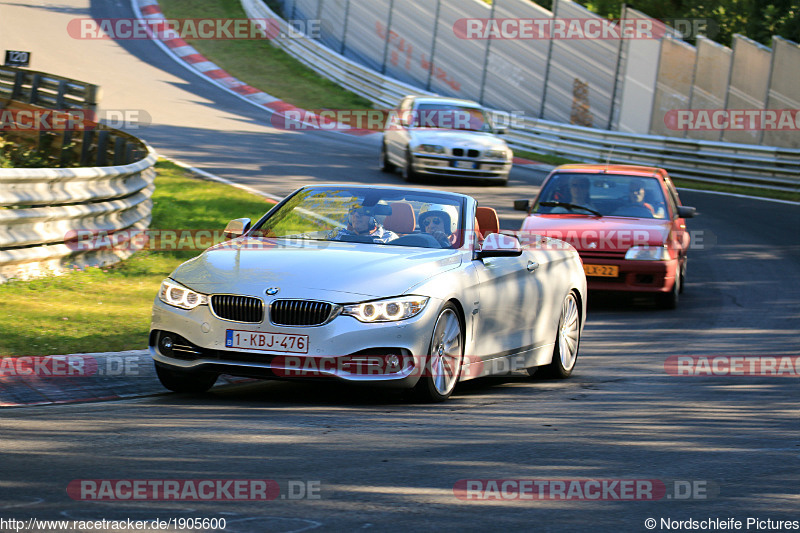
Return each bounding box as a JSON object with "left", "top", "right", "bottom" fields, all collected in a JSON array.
[
  {"left": 0, "top": 66, "right": 101, "bottom": 110},
  {"left": 0, "top": 147, "right": 157, "bottom": 282},
  {"left": 506, "top": 118, "right": 800, "bottom": 191},
  {"left": 0, "top": 73, "right": 156, "bottom": 283},
  {"left": 242, "top": 0, "right": 800, "bottom": 192},
  {"left": 1, "top": 101, "right": 149, "bottom": 169}
]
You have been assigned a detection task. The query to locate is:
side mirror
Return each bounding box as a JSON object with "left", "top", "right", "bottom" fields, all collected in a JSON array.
[
  {"left": 513, "top": 199, "right": 530, "bottom": 212},
  {"left": 224, "top": 218, "right": 251, "bottom": 239},
  {"left": 494, "top": 127, "right": 508, "bottom": 135},
  {"left": 677, "top": 206, "right": 696, "bottom": 219},
  {"left": 478, "top": 233, "right": 523, "bottom": 258}
]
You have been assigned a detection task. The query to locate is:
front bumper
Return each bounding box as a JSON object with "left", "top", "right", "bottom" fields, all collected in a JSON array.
[
  {"left": 411, "top": 153, "right": 511, "bottom": 180},
  {"left": 580, "top": 256, "right": 679, "bottom": 293},
  {"left": 149, "top": 297, "right": 441, "bottom": 388}
]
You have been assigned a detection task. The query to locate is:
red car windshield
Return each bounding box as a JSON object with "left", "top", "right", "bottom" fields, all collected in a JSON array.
[{"left": 533, "top": 173, "right": 668, "bottom": 219}]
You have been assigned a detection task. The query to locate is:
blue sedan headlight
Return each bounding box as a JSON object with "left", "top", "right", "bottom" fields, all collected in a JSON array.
[{"left": 342, "top": 296, "right": 429, "bottom": 323}]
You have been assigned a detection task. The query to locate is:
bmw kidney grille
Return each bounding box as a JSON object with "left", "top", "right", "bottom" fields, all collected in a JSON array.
[
  {"left": 210, "top": 295, "right": 264, "bottom": 323},
  {"left": 270, "top": 300, "right": 335, "bottom": 326}
]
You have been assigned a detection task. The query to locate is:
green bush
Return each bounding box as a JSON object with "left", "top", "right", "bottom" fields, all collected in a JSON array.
[{"left": 0, "top": 136, "right": 76, "bottom": 168}]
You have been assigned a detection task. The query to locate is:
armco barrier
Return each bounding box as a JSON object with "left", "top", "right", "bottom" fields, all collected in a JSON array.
[
  {"left": 241, "top": 0, "right": 800, "bottom": 192},
  {"left": 0, "top": 66, "right": 101, "bottom": 111},
  {"left": 0, "top": 71, "right": 156, "bottom": 283},
  {"left": 505, "top": 117, "right": 800, "bottom": 191}
]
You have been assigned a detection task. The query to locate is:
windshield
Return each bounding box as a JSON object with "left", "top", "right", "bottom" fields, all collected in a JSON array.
[
  {"left": 533, "top": 173, "right": 668, "bottom": 219},
  {"left": 250, "top": 187, "right": 466, "bottom": 249},
  {"left": 411, "top": 103, "right": 491, "bottom": 132}
]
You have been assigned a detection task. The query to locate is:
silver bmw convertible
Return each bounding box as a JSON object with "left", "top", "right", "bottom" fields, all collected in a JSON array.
[{"left": 149, "top": 184, "right": 587, "bottom": 402}]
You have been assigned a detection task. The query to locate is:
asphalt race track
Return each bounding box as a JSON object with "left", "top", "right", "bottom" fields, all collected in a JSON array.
[{"left": 1, "top": 1, "right": 799, "bottom": 531}]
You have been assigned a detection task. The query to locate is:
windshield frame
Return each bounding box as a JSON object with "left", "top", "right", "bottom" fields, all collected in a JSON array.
[{"left": 248, "top": 186, "right": 471, "bottom": 250}]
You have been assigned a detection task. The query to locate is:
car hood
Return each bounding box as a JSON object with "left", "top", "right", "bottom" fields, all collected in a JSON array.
[
  {"left": 169, "top": 238, "right": 463, "bottom": 301},
  {"left": 520, "top": 215, "right": 671, "bottom": 252},
  {"left": 410, "top": 129, "right": 507, "bottom": 149}
]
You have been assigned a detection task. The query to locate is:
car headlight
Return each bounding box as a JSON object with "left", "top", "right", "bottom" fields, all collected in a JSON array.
[
  {"left": 417, "top": 144, "right": 446, "bottom": 154},
  {"left": 625, "top": 245, "right": 670, "bottom": 261},
  {"left": 342, "top": 296, "right": 429, "bottom": 323},
  {"left": 158, "top": 279, "right": 209, "bottom": 310},
  {"left": 485, "top": 149, "right": 509, "bottom": 160}
]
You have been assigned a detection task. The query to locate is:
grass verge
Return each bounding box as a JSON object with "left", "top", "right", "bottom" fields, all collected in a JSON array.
[
  {"left": 0, "top": 160, "right": 275, "bottom": 356},
  {"left": 158, "top": 0, "right": 372, "bottom": 112}
]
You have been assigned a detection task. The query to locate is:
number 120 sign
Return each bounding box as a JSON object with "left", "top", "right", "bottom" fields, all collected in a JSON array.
[{"left": 4, "top": 51, "right": 30, "bottom": 67}]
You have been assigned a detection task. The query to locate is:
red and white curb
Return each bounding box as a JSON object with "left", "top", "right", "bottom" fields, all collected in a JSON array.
[{"left": 133, "top": 0, "right": 375, "bottom": 136}]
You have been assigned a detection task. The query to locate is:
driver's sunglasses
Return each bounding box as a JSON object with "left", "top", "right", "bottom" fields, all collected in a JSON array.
[{"left": 423, "top": 217, "right": 442, "bottom": 227}]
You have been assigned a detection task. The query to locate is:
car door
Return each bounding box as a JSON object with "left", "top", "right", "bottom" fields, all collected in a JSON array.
[
  {"left": 663, "top": 176, "right": 690, "bottom": 255},
  {"left": 470, "top": 243, "right": 545, "bottom": 367}
]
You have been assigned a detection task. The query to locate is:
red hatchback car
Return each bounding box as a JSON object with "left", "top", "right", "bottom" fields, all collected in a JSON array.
[{"left": 514, "top": 164, "right": 696, "bottom": 308}]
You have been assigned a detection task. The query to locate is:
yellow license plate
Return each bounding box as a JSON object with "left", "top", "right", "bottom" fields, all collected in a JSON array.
[{"left": 583, "top": 264, "right": 619, "bottom": 277}]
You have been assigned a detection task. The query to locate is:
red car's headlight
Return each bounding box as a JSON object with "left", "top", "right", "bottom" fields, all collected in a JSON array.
[{"left": 624, "top": 245, "right": 670, "bottom": 261}]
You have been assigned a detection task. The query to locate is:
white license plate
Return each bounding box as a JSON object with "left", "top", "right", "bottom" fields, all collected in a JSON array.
[
  {"left": 225, "top": 329, "right": 309, "bottom": 353},
  {"left": 453, "top": 160, "right": 476, "bottom": 169}
]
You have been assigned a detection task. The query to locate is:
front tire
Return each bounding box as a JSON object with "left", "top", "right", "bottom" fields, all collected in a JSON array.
[
  {"left": 402, "top": 148, "right": 418, "bottom": 182},
  {"left": 155, "top": 363, "right": 218, "bottom": 393},
  {"left": 540, "top": 292, "right": 581, "bottom": 379},
  {"left": 658, "top": 269, "right": 680, "bottom": 309},
  {"left": 413, "top": 304, "right": 464, "bottom": 402},
  {"left": 379, "top": 141, "right": 396, "bottom": 173}
]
